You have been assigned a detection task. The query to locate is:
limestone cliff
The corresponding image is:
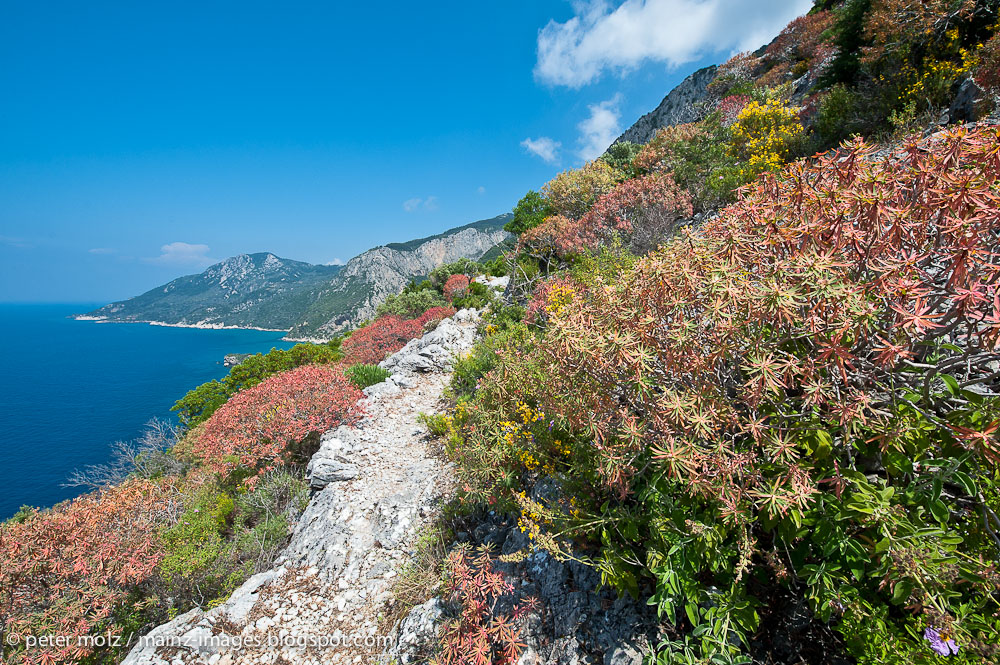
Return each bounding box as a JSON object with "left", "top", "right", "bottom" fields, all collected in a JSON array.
[
  {"left": 612, "top": 64, "right": 718, "bottom": 146},
  {"left": 286, "top": 217, "right": 511, "bottom": 339}
]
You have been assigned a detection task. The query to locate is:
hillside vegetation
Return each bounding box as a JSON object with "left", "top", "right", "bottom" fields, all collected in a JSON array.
[{"left": 424, "top": 2, "right": 1000, "bottom": 663}]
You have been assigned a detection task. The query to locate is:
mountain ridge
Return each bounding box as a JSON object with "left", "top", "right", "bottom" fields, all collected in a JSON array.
[
  {"left": 80, "top": 214, "right": 512, "bottom": 339},
  {"left": 613, "top": 64, "right": 719, "bottom": 146}
]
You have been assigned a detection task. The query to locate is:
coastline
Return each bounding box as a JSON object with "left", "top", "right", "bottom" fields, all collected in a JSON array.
[
  {"left": 72, "top": 315, "right": 289, "bottom": 334},
  {"left": 281, "top": 335, "right": 331, "bottom": 343}
]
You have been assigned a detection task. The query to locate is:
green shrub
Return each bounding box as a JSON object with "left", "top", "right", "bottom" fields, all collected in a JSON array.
[
  {"left": 505, "top": 190, "right": 555, "bottom": 235},
  {"left": 377, "top": 288, "right": 448, "bottom": 319},
  {"left": 812, "top": 83, "right": 866, "bottom": 148},
  {"left": 449, "top": 321, "right": 532, "bottom": 400},
  {"left": 429, "top": 259, "right": 480, "bottom": 289},
  {"left": 156, "top": 484, "right": 237, "bottom": 608},
  {"left": 419, "top": 412, "right": 451, "bottom": 437},
  {"left": 599, "top": 141, "right": 643, "bottom": 179},
  {"left": 344, "top": 363, "right": 392, "bottom": 389},
  {"left": 153, "top": 470, "right": 309, "bottom": 614},
  {"left": 479, "top": 252, "right": 509, "bottom": 277},
  {"left": 452, "top": 281, "right": 495, "bottom": 310}
]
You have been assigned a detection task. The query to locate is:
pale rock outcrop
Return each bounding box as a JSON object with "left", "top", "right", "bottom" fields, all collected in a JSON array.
[{"left": 612, "top": 65, "right": 718, "bottom": 146}]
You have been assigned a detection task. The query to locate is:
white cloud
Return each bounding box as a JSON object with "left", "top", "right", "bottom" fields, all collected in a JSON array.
[
  {"left": 535, "top": 0, "right": 813, "bottom": 87},
  {"left": 88, "top": 247, "right": 115, "bottom": 255},
  {"left": 145, "top": 242, "right": 217, "bottom": 268},
  {"left": 520, "top": 136, "right": 562, "bottom": 164},
  {"left": 403, "top": 196, "right": 439, "bottom": 212},
  {"left": 577, "top": 94, "right": 622, "bottom": 160},
  {"left": 326, "top": 257, "right": 345, "bottom": 266}
]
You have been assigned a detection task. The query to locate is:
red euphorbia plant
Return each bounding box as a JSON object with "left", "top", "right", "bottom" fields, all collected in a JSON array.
[
  {"left": 443, "top": 274, "right": 471, "bottom": 302},
  {"left": 418, "top": 305, "right": 457, "bottom": 326},
  {"left": 342, "top": 316, "right": 424, "bottom": 365},
  {"left": 341, "top": 307, "right": 454, "bottom": 365},
  {"left": 434, "top": 544, "right": 537, "bottom": 665},
  {"left": 0, "top": 479, "right": 176, "bottom": 665},
  {"left": 192, "top": 364, "right": 363, "bottom": 483},
  {"left": 531, "top": 126, "right": 1000, "bottom": 494}
]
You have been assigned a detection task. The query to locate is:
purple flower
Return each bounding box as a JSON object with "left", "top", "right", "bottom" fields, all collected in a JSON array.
[
  {"left": 924, "top": 627, "right": 959, "bottom": 656},
  {"left": 548, "top": 420, "right": 554, "bottom": 431}
]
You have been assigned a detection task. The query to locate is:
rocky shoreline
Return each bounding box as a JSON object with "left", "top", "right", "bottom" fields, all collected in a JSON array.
[{"left": 72, "top": 315, "right": 289, "bottom": 333}]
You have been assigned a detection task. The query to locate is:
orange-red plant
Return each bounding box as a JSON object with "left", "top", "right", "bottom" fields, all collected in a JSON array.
[
  {"left": 418, "top": 305, "right": 457, "bottom": 326},
  {"left": 530, "top": 126, "right": 1000, "bottom": 494},
  {"left": 434, "top": 544, "right": 537, "bottom": 665},
  {"left": 341, "top": 315, "right": 425, "bottom": 365},
  {"left": 193, "top": 364, "right": 363, "bottom": 482},
  {"left": 521, "top": 173, "right": 692, "bottom": 258},
  {"left": 0, "top": 479, "right": 176, "bottom": 665},
  {"left": 443, "top": 274, "right": 471, "bottom": 302}
]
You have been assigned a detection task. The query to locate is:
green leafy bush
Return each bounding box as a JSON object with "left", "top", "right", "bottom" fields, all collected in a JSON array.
[
  {"left": 429, "top": 259, "right": 480, "bottom": 289},
  {"left": 599, "top": 140, "right": 642, "bottom": 179},
  {"left": 344, "top": 363, "right": 391, "bottom": 389},
  {"left": 452, "top": 281, "right": 495, "bottom": 311},
  {"left": 377, "top": 287, "right": 448, "bottom": 319},
  {"left": 449, "top": 320, "right": 532, "bottom": 400},
  {"left": 504, "top": 190, "right": 555, "bottom": 235},
  {"left": 154, "top": 470, "right": 308, "bottom": 614}
]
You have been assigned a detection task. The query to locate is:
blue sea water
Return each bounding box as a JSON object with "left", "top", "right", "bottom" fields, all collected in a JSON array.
[{"left": 0, "top": 303, "right": 296, "bottom": 520}]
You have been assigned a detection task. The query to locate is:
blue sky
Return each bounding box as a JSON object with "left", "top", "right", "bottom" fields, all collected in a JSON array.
[{"left": 0, "top": 0, "right": 810, "bottom": 302}]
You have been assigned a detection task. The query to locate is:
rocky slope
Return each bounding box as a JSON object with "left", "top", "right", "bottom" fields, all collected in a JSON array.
[
  {"left": 612, "top": 64, "right": 718, "bottom": 146},
  {"left": 80, "top": 215, "right": 511, "bottom": 338},
  {"left": 287, "top": 216, "right": 511, "bottom": 340}
]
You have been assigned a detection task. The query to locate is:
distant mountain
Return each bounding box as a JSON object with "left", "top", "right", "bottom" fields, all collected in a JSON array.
[
  {"left": 79, "top": 214, "right": 512, "bottom": 339},
  {"left": 287, "top": 214, "right": 511, "bottom": 339},
  {"left": 80, "top": 253, "right": 340, "bottom": 330}
]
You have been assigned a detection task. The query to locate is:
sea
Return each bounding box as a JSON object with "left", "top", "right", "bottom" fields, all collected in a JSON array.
[{"left": 0, "top": 303, "right": 296, "bottom": 520}]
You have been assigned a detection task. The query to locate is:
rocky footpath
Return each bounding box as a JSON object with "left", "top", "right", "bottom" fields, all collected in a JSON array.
[
  {"left": 123, "top": 310, "right": 481, "bottom": 665},
  {"left": 124, "top": 306, "right": 657, "bottom": 665}
]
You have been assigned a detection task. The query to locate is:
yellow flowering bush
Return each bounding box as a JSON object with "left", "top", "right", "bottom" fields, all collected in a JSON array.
[{"left": 729, "top": 98, "right": 804, "bottom": 179}]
